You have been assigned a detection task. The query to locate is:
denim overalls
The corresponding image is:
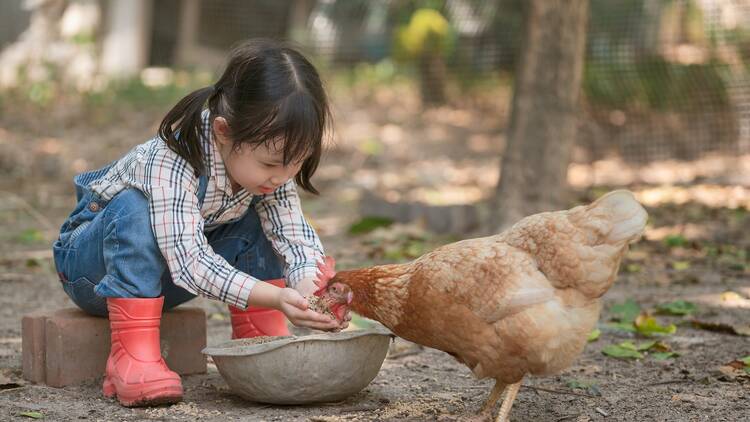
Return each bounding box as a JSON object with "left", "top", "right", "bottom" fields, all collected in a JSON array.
[{"left": 52, "top": 163, "right": 283, "bottom": 316}]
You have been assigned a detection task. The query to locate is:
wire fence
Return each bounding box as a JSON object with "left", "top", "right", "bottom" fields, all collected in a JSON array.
[{"left": 2, "top": 0, "right": 748, "bottom": 165}]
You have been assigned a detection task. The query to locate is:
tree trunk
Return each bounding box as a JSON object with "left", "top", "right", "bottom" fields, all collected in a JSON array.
[
  {"left": 100, "top": 0, "right": 152, "bottom": 77},
  {"left": 419, "top": 51, "right": 447, "bottom": 106},
  {"left": 492, "top": 0, "right": 589, "bottom": 230}
]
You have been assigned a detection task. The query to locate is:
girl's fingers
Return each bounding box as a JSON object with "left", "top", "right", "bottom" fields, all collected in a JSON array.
[
  {"left": 296, "top": 297, "right": 308, "bottom": 310},
  {"left": 300, "top": 320, "right": 340, "bottom": 331},
  {"left": 291, "top": 309, "right": 336, "bottom": 324}
]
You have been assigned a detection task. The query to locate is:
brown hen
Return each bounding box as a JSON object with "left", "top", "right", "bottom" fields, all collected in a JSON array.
[{"left": 322, "top": 190, "right": 648, "bottom": 421}]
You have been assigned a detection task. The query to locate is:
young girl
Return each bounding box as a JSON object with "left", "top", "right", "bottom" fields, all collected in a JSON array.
[{"left": 52, "top": 39, "right": 349, "bottom": 407}]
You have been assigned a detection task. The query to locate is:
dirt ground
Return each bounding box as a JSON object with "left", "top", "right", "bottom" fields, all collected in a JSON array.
[{"left": 0, "top": 85, "right": 748, "bottom": 421}]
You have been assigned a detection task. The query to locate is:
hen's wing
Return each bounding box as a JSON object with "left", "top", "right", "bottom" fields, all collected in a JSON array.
[{"left": 410, "top": 237, "right": 556, "bottom": 324}]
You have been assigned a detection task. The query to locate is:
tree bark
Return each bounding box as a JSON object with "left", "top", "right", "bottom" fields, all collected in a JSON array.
[
  {"left": 492, "top": 0, "right": 589, "bottom": 230},
  {"left": 419, "top": 51, "right": 447, "bottom": 106}
]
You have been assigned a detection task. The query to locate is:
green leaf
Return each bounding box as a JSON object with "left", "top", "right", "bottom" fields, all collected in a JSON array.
[
  {"left": 16, "top": 229, "right": 44, "bottom": 244},
  {"left": 587, "top": 329, "right": 601, "bottom": 342},
  {"left": 672, "top": 261, "right": 691, "bottom": 271},
  {"left": 740, "top": 356, "right": 750, "bottom": 366},
  {"left": 617, "top": 341, "right": 637, "bottom": 351},
  {"left": 651, "top": 352, "right": 680, "bottom": 360},
  {"left": 348, "top": 216, "right": 394, "bottom": 235},
  {"left": 625, "top": 263, "right": 641, "bottom": 273},
  {"left": 19, "top": 411, "right": 43, "bottom": 419},
  {"left": 656, "top": 300, "right": 697, "bottom": 316},
  {"left": 635, "top": 315, "right": 677, "bottom": 337},
  {"left": 636, "top": 340, "right": 657, "bottom": 351},
  {"left": 602, "top": 343, "right": 644, "bottom": 359},
  {"left": 664, "top": 234, "right": 687, "bottom": 248},
  {"left": 606, "top": 322, "right": 637, "bottom": 333},
  {"left": 610, "top": 299, "right": 641, "bottom": 323}
]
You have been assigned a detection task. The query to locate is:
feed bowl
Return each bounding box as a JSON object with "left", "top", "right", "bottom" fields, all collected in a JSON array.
[{"left": 202, "top": 325, "right": 393, "bottom": 405}]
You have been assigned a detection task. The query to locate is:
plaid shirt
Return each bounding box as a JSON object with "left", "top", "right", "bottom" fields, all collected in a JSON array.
[{"left": 87, "top": 111, "right": 324, "bottom": 308}]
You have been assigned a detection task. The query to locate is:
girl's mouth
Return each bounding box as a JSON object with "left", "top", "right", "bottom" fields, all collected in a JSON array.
[{"left": 258, "top": 186, "right": 274, "bottom": 194}]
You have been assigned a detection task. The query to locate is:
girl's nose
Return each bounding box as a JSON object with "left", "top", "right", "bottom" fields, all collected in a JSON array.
[{"left": 269, "top": 175, "right": 284, "bottom": 185}]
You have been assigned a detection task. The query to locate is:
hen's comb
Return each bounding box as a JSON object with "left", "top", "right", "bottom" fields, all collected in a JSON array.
[{"left": 313, "top": 256, "right": 336, "bottom": 295}]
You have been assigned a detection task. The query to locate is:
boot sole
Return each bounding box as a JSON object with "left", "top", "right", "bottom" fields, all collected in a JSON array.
[{"left": 104, "top": 378, "right": 183, "bottom": 407}]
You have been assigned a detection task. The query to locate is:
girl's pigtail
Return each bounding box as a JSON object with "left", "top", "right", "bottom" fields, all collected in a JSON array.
[{"left": 158, "top": 86, "right": 216, "bottom": 176}]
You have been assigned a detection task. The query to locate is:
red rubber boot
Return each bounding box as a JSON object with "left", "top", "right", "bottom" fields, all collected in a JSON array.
[
  {"left": 229, "top": 279, "right": 291, "bottom": 339},
  {"left": 102, "top": 297, "right": 183, "bottom": 407}
]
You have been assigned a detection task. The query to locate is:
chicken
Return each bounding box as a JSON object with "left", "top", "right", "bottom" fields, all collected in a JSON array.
[{"left": 316, "top": 190, "right": 648, "bottom": 421}]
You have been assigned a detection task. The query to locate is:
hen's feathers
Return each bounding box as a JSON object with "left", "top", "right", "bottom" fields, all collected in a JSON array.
[{"left": 336, "top": 190, "right": 648, "bottom": 384}]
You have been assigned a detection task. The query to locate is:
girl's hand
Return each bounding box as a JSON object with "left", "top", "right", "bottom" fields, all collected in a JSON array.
[
  {"left": 330, "top": 309, "right": 352, "bottom": 333},
  {"left": 295, "top": 278, "right": 320, "bottom": 297},
  {"left": 278, "top": 288, "right": 341, "bottom": 331}
]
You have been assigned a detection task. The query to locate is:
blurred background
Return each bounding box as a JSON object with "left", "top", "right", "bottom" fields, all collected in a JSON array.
[
  {"left": 0, "top": 0, "right": 747, "bottom": 273},
  {"left": 0, "top": 0, "right": 750, "bottom": 421},
  {"left": 1, "top": 3, "right": 749, "bottom": 419}
]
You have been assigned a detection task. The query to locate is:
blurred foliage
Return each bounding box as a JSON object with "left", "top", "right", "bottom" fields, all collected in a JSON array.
[
  {"left": 349, "top": 216, "right": 394, "bottom": 235},
  {"left": 331, "top": 59, "right": 401, "bottom": 90},
  {"left": 84, "top": 71, "right": 211, "bottom": 110},
  {"left": 0, "top": 68, "right": 212, "bottom": 123},
  {"left": 584, "top": 58, "right": 730, "bottom": 112},
  {"left": 0, "top": 0, "right": 745, "bottom": 116},
  {"left": 393, "top": 8, "right": 455, "bottom": 61}
]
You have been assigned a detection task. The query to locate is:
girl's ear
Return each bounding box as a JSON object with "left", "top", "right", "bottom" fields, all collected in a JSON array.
[{"left": 212, "top": 117, "right": 232, "bottom": 146}]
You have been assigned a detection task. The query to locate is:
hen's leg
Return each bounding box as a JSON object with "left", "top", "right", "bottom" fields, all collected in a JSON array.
[
  {"left": 481, "top": 380, "right": 506, "bottom": 414},
  {"left": 495, "top": 381, "right": 521, "bottom": 422}
]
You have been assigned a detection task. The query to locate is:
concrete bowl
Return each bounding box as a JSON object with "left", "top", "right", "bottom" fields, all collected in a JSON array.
[{"left": 202, "top": 326, "right": 393, "bottom": 405}]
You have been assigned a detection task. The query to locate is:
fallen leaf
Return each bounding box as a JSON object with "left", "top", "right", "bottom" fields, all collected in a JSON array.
[
  {"left": 610, "top": 299, "right": 641, "bottom": 323},
  {"left": 625, "top": 263, "right": 641, "bottom": 273},
  {"left": 671, "top": 261, "right": 691, "bottom": 271},
  {"left": 664, "top": 234, "right": 688, "bottom": 248},
  {"left": 587, "top": 329, "right": 601, "bottom": 342},
  {"left": 602, "top": 343, "right": 643, "bottom": 359},
  {"left": 635, "top": 315, "right": 677, "bottom": 337},
  {"left": 656, "top": 300, "right": 697, "bottom": 316},
  {"left": 19, "top": 411, "right": 43, "bottom": 419},
  {"left": 605, "top": 322, "right": 637, "bottom": 333},
  {"left": 650, "top": 352, "right": 680, "bottom": 360}
]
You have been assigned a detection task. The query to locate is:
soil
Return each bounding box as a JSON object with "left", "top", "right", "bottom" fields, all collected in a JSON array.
[{"left": 0, "top": 85, "right": 748, "bottom": 421}]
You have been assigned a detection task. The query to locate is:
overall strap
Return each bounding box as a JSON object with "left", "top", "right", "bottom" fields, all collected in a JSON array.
[
  {"left": 73, "top": 161, "right": 116, "bottom": 202},
  {"left": 196, "top": 173, "right": 209, "bottom": 208}
]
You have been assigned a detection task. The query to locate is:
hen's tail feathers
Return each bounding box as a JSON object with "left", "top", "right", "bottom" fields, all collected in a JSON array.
[{"left": 587, "top": 190, "right": 648, "bottom": 245}]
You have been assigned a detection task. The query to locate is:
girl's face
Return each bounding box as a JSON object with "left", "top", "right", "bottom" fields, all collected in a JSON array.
[{"left": 213, "top": 117, "right": 304, "bottom": 195}]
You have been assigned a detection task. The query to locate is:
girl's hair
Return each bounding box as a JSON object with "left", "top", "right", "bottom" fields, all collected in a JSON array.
[{"left": 158, "top": 38, "right": 331, "bottom": 194}]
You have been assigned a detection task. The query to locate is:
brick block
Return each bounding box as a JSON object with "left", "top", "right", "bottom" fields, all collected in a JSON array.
[{"left": 22, "top": 307, "right": 207, "bottom": 387}]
